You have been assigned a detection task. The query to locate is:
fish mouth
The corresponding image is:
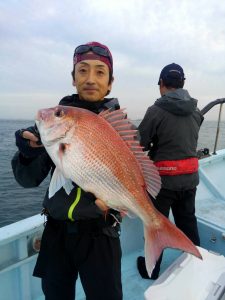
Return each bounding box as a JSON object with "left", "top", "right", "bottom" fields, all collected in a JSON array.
[{"left": 36, "top": 111, "right": 41, "bottom": 121}]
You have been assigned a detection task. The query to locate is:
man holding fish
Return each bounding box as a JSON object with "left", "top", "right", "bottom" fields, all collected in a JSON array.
[
  {"left": 12, "top": 44, "right": 201, "bottom": 300},
  {"left": 12, "top": 42, "right": 123, "bottom": 300}
]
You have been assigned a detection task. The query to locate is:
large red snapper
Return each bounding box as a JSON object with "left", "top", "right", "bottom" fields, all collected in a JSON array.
[{"left": 36, "top": 105, "right": 202, "bottom": 275}]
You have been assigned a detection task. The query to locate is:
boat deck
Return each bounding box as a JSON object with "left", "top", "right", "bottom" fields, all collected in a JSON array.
[{"left": 36, "top": 248, "right": 181, "bottom": 300}]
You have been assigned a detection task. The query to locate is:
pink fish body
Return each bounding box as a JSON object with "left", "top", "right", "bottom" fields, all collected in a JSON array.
[{"left": 36, "top": 105, "right": 202, "bottom": 275}]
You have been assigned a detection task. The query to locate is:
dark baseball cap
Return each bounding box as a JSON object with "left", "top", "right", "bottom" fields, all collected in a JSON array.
[{"left": 158, "top": 63, "right": 185, "bottom": 85}]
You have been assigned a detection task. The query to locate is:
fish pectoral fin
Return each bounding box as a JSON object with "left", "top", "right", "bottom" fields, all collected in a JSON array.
[
  {"left": 49, "top": 167, "right": 72, "bottom": 198},
  {"left": 63, "top": 179, "right": 73, "bottom": 195}
]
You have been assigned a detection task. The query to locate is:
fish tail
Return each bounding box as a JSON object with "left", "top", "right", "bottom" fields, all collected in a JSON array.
[{"left": 144, "top": 213, "right": 202, "bottom": 277}]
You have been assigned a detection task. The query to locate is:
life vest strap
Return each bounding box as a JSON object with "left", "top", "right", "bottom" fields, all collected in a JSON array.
[{"left": 154, "top": 157, "right": 198, "bottom": 176}]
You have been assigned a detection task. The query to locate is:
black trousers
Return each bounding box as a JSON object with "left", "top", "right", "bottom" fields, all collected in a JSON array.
[
  {"left": 150, "top": 187, "right": 200, "bottom": 275},
  {"left": 33, "top": 218, "right": 122, "bottom": 300}
]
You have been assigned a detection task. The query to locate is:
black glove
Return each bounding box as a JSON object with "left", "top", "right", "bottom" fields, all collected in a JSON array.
[
  {"left": 15, "top": 125, "right": 45, "bottom": 158},
  {"left": 107, "top": 209, "right": 122, "bottom": 227}
]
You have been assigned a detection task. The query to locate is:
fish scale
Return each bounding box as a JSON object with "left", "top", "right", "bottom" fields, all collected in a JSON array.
[
  {"left": 73, "top": 123, "right": 145, "bottom": 198},
  {"left": 64, "top": 134, "right": 141, "bottom": 214}
]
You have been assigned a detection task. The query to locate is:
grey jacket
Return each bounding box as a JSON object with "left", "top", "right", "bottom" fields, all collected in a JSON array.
[{"left": 138, "top": 89, "right": 204, "bottom": 191}]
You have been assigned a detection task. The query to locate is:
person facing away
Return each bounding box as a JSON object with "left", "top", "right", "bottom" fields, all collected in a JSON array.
[
  {"left": 137, "top": 63, "right": 204, "bottom": 280},
  {"left": 11, "top": 42, "right": 123, "bottom": 300}
]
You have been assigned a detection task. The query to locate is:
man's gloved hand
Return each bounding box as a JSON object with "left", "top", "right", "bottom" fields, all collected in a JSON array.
[{"left": 15, "top": 125, "right": 45, "bottom": 158}]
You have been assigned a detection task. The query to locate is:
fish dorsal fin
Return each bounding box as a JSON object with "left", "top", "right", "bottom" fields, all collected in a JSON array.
[{"left": 99, "top": 109, "right": 161, "bottom": 198}]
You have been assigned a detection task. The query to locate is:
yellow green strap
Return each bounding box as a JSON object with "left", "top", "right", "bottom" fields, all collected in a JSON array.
[{"left": 68, "top": 187, "right": 81, "bottom": 221}]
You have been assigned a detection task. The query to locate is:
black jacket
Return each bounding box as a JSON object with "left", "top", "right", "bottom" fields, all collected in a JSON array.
[
  {"left": 11, "top": 95, "right": 121, "bottom": 234},
  {"left": 138, "top": 89, "right": 204, "bottom": 191}
]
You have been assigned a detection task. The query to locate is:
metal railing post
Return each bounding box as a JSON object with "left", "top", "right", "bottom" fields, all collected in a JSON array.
[{"left": 213, "top": 103, "right": 223, "bottom": 155}]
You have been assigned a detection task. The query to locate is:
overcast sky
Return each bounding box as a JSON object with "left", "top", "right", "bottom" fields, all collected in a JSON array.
[{"left": 1, "top": 0, "right": 225, "bottom": 121}]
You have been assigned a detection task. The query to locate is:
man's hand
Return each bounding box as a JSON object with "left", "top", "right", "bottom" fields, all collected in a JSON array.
[
  {"left": 21, "top": 130, "right": 43, "bottom": 148},
  {"left": 95, "top": 198, "right": 109, "bottom": 212},
  {"left": 15, "top": 126, "right": 45, "bottom": 157}
]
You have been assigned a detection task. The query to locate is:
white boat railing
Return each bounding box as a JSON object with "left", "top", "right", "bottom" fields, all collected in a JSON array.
[{"left": 0, "top": 215, "right": 44, "bottom": 300}]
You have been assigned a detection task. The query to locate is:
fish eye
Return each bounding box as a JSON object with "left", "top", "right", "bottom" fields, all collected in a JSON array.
[{"left": 54, "top": 109, "right": 64, "bottom": 118}]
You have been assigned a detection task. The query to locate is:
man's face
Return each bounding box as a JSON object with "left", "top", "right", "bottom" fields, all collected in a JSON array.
[{"left": 73, "top": 59, "right": 113, "bottom": 102}]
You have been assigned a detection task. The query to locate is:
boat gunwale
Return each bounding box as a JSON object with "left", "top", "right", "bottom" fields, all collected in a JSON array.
[{"left": 0, "top": 214, "right": 44, "bottom": 246}]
